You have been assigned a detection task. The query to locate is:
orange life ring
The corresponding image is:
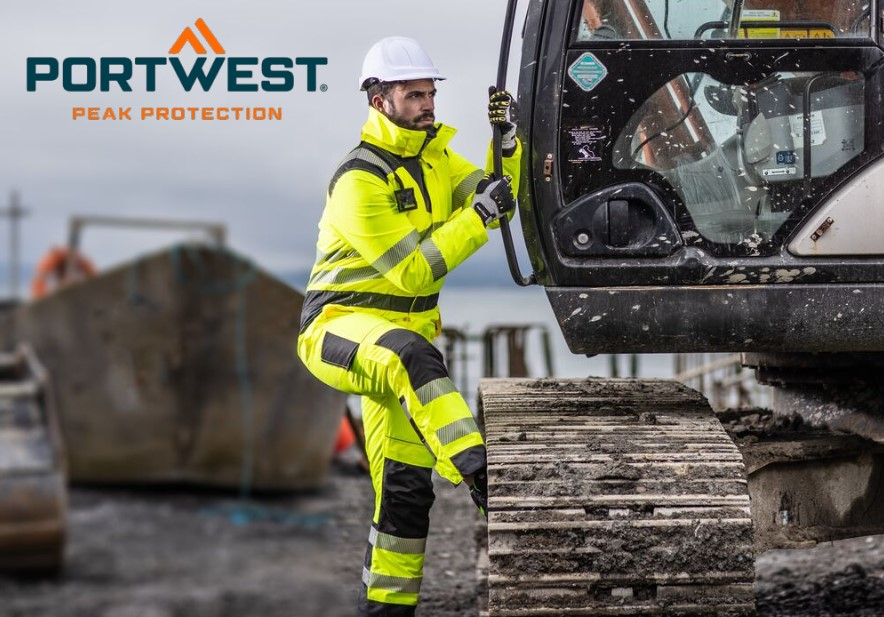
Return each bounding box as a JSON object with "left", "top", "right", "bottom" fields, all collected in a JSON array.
[
  {"left": 334, "top": 416, "right": 356, "bottom": 455},
  {"left": 31, "top": 247, "right": 96, "bottom": 299}
]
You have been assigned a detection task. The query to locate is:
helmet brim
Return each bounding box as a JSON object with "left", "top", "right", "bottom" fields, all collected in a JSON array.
[{"left": 359, "top": 74, "right": 446, "bottom": 92}]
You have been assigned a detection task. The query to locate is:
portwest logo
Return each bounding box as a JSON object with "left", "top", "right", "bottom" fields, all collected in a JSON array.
[
  {"left": 26, "top": 19, "right": 328, "bottom": 122},
  {"left": 170, "top": 18, "right": 226, "bottom": 55}
]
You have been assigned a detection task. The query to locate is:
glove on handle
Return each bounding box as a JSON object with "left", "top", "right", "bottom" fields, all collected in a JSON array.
[
  {"left": 487, "top": 87, "right": 512, "bottom": 125},
  {"left": 472, "top": 174, "right": 515, "bottom": 227},
  {"left": 488, "top": 87, "right": 517, "bottom": 154}
]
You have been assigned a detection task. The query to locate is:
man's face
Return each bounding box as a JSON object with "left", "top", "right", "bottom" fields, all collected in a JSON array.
[{"left": 376, "top": 79, "right": 437, "bottom": 131}]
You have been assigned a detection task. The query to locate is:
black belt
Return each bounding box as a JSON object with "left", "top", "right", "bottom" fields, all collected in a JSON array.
[{"left": 299, "top": 290, "right": 440, "bottom": 332}]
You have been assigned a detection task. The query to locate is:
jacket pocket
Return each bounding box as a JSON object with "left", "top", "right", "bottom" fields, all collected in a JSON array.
[{"left": 320, "top": 332, "right": 359, "bottom": 370}]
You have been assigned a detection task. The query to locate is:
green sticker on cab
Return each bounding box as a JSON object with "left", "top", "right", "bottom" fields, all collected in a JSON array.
[{"left": 568, "top": 53, "right": 608, "bottom": 92}]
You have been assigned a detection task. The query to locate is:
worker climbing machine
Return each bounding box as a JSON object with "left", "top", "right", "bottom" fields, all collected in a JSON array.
[{"left": 480, "top": 378, "right": 755, "bottom": 615}]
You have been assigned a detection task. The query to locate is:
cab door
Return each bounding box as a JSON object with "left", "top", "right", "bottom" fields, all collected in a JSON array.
[{"left": 518, "top": 0, "right": 883, "bottom": 288}]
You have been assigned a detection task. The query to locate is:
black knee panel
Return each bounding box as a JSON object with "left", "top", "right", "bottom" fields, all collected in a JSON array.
[
  {"left": 378, "top": 459, "right": 435, "bottom": 538},
  {"left": 376, "top": 329, "right": 448, "bottom": 390}
]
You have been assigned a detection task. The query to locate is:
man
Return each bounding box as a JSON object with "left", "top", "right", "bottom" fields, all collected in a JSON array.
[
  {"left": 577, "top": 0, "right": 619, "bottom": 40},
  {"left": 296, "top": 36, "right": 521, "bottom": 615}
]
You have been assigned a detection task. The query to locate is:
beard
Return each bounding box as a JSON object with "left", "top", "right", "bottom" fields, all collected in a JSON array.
[{"left": 386, "top": 101, "right": 434, "bottom": 131}]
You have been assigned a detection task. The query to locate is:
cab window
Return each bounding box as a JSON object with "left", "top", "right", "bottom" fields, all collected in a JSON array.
[
  {"left": 574, "top": 0, "right": 872, "bottom": 41},
  {"left": 611, "top": 71, "right": 865, "bottom": 248}
]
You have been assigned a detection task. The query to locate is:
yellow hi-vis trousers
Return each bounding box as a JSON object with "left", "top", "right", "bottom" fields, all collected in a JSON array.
[{"left": 297, "top": 309, "right": 485, "bottom": 612}]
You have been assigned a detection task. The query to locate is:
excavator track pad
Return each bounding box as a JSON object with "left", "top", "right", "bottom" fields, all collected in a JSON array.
[{"left": 479, "top": 378, "right": 755, "bottom": 616}]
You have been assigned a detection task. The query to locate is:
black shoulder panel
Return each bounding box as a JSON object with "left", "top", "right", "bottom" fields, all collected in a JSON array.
[{"left": 328, "top": 159, "right": 389, "bottom": 197}]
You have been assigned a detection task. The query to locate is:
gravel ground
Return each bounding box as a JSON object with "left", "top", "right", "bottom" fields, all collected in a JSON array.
[
  {"left": 755, "top": 536, "right": 884, "bottom": 616},
  {"left": 1, "top": 461, "right": 883, "bottom": 616},
  {"left": 0, "top": 462, "right": 477, "bottom": 617}
]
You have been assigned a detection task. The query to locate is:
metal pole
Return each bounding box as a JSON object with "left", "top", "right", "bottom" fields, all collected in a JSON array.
[
  {"left": 68, "top": 215, "right": 226, "bottom": 251},
  {"left": 541, "top": 328, "right": 554, "bottom": 377},
  {"left": 0, "top": 191, "right": 28, "bottom": 299},
  {"left": 9, "top": 193, "right": 16, "bottom": 298},
  {"left": 492, "top": 0, "right": 535, "bottom": 287},
  {"left": 609, "top": 354, "right": 620, "bottom": 378}
]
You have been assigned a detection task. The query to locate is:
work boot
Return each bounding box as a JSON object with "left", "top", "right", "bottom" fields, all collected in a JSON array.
[{"left": 467, "top": 468, "right": 488, "bottom": 519}]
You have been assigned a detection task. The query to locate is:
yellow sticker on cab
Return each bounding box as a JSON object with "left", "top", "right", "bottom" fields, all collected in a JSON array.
[{"left": 739, "top": 9, "right": 781, "bottom": 39}]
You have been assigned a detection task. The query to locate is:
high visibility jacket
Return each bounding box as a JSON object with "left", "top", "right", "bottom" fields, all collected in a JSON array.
[{"left": 300, "top": 107, "right": 522, "bottom": 331}]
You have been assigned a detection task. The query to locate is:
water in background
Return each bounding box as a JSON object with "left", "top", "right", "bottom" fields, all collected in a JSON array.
[{"left": 436, "top": 285, "right": 675, "bottom": 407}]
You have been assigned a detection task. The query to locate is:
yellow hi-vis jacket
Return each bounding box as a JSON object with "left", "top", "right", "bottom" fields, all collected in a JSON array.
[{"left": 299, "top": 107, "right": 522, "bottom": 332}]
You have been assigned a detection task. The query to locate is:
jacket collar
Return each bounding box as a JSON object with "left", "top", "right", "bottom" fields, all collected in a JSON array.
[{"left": 361, "top": 107, "right": 456, "bottom": 162}]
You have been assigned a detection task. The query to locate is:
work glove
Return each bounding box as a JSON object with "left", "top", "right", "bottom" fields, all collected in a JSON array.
[
  {"left": 472, "top": 174, "right": 515, "bottom": 227},
  {"left": 468, "top": 468, "right": 488, "bottom": 519},
  {"left": 499, "top": 122, "right": 517, "bottom": 154},
  {"left": 488, "top": 88, "right": 517, "bottom": 155},
  {"left": 487, "top": 88, "right": 512, "bottom": 126}
]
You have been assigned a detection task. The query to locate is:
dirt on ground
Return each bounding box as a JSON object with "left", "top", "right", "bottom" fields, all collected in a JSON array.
[
  {"left": 0, "top": 462, "right": 477, "bottom": 617},
  {"left": 1, "top": 459, "right": 884, "bottom": 617},
  {"left": 757, "top": 536, "right": 884, "bottom": 617}
]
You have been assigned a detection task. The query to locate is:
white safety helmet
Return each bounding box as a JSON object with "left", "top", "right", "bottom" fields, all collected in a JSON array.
[{"left": 359, "top": 36, "right": 446, "bottom": 91}]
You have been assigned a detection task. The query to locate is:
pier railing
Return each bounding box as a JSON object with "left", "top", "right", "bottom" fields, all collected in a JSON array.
[{"left": 674, "top": 353, "right": 772, "bottom": 410}]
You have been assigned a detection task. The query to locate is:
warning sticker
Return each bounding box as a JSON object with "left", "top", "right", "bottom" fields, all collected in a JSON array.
[
  {"left": 776, "top": 150, "right": 796, "bottom": 165},
  {"left": 788, "top": 111, "right": 826, "bottom": 147},
  {"left": 567, "top": 126, "right": 606, "bottom": 163},
  {"left": 780, "top": 28, "right": 834, "bottom": 39},
  {"left": 739, "top": 9, "right": 833, "bottom": 38},
  {"left": 568, "top": 53, "right": 607, "bottom": 92},
  {"left": 739, "top": 9, "right": 780, "bottom": 39}
]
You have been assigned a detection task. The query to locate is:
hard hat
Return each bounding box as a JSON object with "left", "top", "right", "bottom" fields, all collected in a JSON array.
[{"left": 359, "top": 36, "right": 446, "bottom": 91}]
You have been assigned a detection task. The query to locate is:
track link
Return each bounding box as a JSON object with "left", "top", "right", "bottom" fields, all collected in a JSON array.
[{"left": 479, "top": 378, "right": 755, "bottom": 616}]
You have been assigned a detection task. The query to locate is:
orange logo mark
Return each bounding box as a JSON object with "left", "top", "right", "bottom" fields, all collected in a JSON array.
[{"left": 169, "top": 18, "right": 226, "bottom": 55}]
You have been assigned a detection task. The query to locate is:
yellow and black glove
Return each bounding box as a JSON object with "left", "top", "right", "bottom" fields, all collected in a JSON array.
[
  {"left": 468, "top": 468, "right": 488, "bottom": 519},
  {"left": 488, "top": 88, "right": 517, "bottom": 156},
  {"left": 472, "top": 173, "right": 515, "bottom": 227}
]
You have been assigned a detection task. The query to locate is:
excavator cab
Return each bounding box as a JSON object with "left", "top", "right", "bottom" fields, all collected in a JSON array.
[{"left": 516, "top": 0, "right": 883, "bottom": 355}]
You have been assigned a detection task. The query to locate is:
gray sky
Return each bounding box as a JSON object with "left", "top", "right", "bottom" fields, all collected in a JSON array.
[{"left": 0, "top": 0, "right": 529, "bottom": 285}]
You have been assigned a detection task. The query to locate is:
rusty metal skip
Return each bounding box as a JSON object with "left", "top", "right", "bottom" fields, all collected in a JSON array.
[{"left": 0, "top": 343, "right": 67, "bottom": 573}]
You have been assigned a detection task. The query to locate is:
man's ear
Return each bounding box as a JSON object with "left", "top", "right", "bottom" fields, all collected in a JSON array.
[{"left": 370, "top": 94, "right": 385, "bottom": 112}]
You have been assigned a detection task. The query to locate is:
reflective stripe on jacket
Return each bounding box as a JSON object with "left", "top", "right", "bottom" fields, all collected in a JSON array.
[{"left": 301, "top": 107, "right": 522, "bottom": 331}]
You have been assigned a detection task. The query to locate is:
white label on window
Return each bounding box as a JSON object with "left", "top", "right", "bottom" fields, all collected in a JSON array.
[
  {"left": 763, "top": 166, "right": 798, "bottom": 177},
  {"left": 789, "top": 111, "right": 826, "bottom": 147},
  {"left": 742, "top": 9, "right": 780, "bottom": 20}
]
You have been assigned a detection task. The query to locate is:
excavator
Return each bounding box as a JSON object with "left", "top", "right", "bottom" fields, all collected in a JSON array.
[{"left": 480, "top": 0, "right": 884, "bottom": 614}]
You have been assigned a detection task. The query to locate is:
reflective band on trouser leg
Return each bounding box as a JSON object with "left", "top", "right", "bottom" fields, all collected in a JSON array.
[
  {"left": 358, "top": 395, "right": 434, "bottom": 614},
  {"left": 361, "top": 453, "right": 433, "bottom": 609},
  {"left": 296, "top": 312, "right": 481, "bottom": 612},
  {"left": 369, "top": 526, "right": 427, "bottom": 554},
  {"left": 358, "top": 584, "right": 417, "bottom": 617},
  {"left": 374, "top": 329, "right": 486, "bottom": 484}
]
